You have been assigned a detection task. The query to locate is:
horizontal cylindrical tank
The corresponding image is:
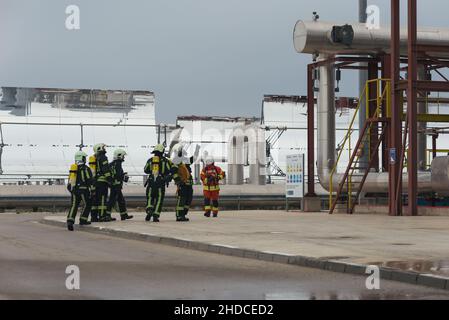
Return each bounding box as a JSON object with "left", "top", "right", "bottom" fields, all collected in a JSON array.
[{"left": 294, "top": 20, "right": 449, "bottom": 57}]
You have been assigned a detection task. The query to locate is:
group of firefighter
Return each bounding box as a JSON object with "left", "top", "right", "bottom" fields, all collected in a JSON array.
[{"left": 66, "top": 143, "right": 225, "bottom": 231}]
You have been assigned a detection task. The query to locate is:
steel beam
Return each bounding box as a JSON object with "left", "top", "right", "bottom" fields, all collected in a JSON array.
[
  {"left": 389, "top": 0, "right": 403, "bottom": 216},
  {"left": 403, "top": 113, "right": 449, "bottom": 123},
  {"left": 306, "top": 63, "right": 316, "bottom": 197},
  {"left": 407, "top": 0, "right": 418, "bottom": 216},
  {"left": 416, "top": 44, "right": 449, "bottom": 53},
  {"left": 397, "top": 80, "right": 449, "bottom": 92}
]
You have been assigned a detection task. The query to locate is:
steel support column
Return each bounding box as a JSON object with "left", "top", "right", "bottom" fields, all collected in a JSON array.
[
  {"left": 306, "top": 64, "right": 316, "bottom": 197},
  {"left": 407, "top": 0, "right": 418, "bottom": 216},
  {"left": 389, "top": 0, "right": 403, "bottom": 216}
]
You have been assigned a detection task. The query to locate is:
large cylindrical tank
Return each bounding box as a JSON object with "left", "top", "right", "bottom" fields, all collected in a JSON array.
[{"left": 294, "top": 20, "right": 449, "bottom": 57}]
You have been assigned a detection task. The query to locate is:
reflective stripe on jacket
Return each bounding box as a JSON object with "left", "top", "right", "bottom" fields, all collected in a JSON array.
[{"left": 95, "top": 153, "right": 112, "bottom": 183}]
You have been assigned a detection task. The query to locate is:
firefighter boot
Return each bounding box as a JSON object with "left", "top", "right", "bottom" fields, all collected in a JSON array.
[
  {"left": 176, "top": 216, "right": 190, "bottom": 222},
  {"left": 67, "top": 221, "right": 74, "bottom": 231},
  {"left": 121, "top": 214, "right": 134, "bottom": 221},
  {"left": 145, "top": 208, "right": 153, "bottom": 221}
]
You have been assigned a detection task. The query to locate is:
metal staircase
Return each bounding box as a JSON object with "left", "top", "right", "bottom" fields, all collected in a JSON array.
[{"left": 329, "top": 79, "right": 391, "bottom": 214}]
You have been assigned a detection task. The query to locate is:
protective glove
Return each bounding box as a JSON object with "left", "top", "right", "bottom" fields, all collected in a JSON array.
[
  {"left": 66, "top": 184, "right": 72, "bottom": 193},
  {"left": 124, "top": 173, "right": 129, "bottom": 183},
  {"left": 207, "top": 175, "right": 217, "bottom": 184}
]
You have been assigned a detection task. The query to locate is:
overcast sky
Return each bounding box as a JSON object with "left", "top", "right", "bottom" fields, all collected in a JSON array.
[{"left": 1, "top": 0, "right": 449, "bottom": 122}]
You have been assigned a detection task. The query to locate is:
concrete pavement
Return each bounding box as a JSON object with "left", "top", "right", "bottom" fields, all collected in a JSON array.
[
  {"left": 2, "top": 212, "right": 449, "bottom": 299},
  {"left": 42, "top": 210, "right": 449, "bottom": 290}
]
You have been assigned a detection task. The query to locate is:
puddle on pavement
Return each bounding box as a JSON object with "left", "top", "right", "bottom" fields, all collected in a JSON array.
[
  {"left": 264, "top": 291, "right": 425, "bottom": 300},
  {"left": 374, "top": 260, "right": 449, "bottom": 276}
]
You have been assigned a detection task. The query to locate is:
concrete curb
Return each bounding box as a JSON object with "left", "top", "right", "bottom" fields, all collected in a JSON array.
[{"left": 41, "top": 218, "right": 449, "bottom": 291}]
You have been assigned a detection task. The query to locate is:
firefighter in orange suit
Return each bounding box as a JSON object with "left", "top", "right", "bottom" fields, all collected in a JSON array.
[{"left": 200, "top": 157, "right": 225, "bottom": 217}]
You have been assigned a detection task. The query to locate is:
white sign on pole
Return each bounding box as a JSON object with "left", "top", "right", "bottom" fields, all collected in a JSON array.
[{"left": 286, "top": 154, "right": 305, "bottom": 198}]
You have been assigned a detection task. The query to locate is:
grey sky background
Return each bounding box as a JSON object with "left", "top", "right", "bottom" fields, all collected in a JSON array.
[{"left": 1, "top": 0, "right": 449, "bottom": 122}]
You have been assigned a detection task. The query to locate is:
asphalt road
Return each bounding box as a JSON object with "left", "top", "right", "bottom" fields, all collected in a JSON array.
[{"left": 1, "top": 212, "right": 449, "bottom": 300}]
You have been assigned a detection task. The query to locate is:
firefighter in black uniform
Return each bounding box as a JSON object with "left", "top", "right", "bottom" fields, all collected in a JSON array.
[
  {"left": 67, "top": 151, "right": 94, "bottom": 231},
  {"left": 106, "top": 148, "right": 134, "bottom": 221},
  {"left": 91, "top": 143, "right": 115, "bottom": 222},
  {"left": 144, "top": 144, "right": 178, "bottom": 222},
  {"left": 172, "top": 145, "right": 196, "bottom": 222}
]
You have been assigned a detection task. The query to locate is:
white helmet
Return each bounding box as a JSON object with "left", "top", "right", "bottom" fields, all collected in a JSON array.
[
  {"left": 205, "top": 157, "right": 214, "bottom": 166},
  {"left": 93, "top": 143, "right": 107, "bottom": 154},
  {"left": 113, "top": 148, "right": 127, "bottom": 161},
  {"left": 152, "top": 144, "right": 165, "bottom": 154},
  {"left": 75, "top": 151, "right": 87, "bottom": 163}
]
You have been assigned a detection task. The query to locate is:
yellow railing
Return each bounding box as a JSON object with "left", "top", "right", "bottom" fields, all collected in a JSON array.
[{"left": 329, "top": 79, "right": 391, "bottom": 211}]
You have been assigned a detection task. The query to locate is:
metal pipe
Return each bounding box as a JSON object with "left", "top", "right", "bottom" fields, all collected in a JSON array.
[
  {"left": 417, "top": 66, "right": 427, "bottom": 170},
  {"left": 294, "top": 20, "right": 449, "bottom": 58},
  {"left": 316, "top": 54, "right": 336, "bottom": 188}
]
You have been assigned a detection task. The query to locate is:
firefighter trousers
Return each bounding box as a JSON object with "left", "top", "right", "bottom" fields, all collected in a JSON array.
[
  {"left": 67, "top": 189, "right": 92, "bottom": 223},
  {"left": 203, "top": 190, "right": 219, "bottom": 215},
  {"left": 146, "top": 184, "right": 165, "bottom": 217},
  {"left": 176, "top": 185, "right": 193, "bottom": 218},
  {"left": 107, "top": 186, "right": 127, "bottom": 218},
  {"left": 93, "top": 181, "right": 109, "bottom": 219}
]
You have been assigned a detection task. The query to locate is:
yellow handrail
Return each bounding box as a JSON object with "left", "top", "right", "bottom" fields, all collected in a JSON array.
[
  {"left": 329, "top": 79, "right": 391, "bottom": 211},
  {"left": 329, "top": 86, "right": 366, "bottom": 209}
]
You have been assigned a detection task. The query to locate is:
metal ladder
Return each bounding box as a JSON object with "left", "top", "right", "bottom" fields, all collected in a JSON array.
[{"left": 329, "top": 79, "right": 391, "bottom": 214}]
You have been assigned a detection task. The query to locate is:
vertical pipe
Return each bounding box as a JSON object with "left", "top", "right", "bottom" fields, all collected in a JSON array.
[
  {"left": 389, "top": 0, "right": 403, "bottom": 216},
  {"left": 80, "top": 124, "right": 84, "bottom": 151},
  {"left": 359, "top": 0, "right": 369, "bottom": 172},
  {"left": 417, "top": 65, "right": 427, "bottom": 171},
  {"left": 306, "top": 64, "right": 316, "bottom": 196},
  {"left": 432, "top": 133, "right": 437, "bottom": 160},
  {"left": 407, "top": 0, "right": 418, "bottom": 216},
  {"left": 317, "top": 54, "right": 336, "bottom": 185}
]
